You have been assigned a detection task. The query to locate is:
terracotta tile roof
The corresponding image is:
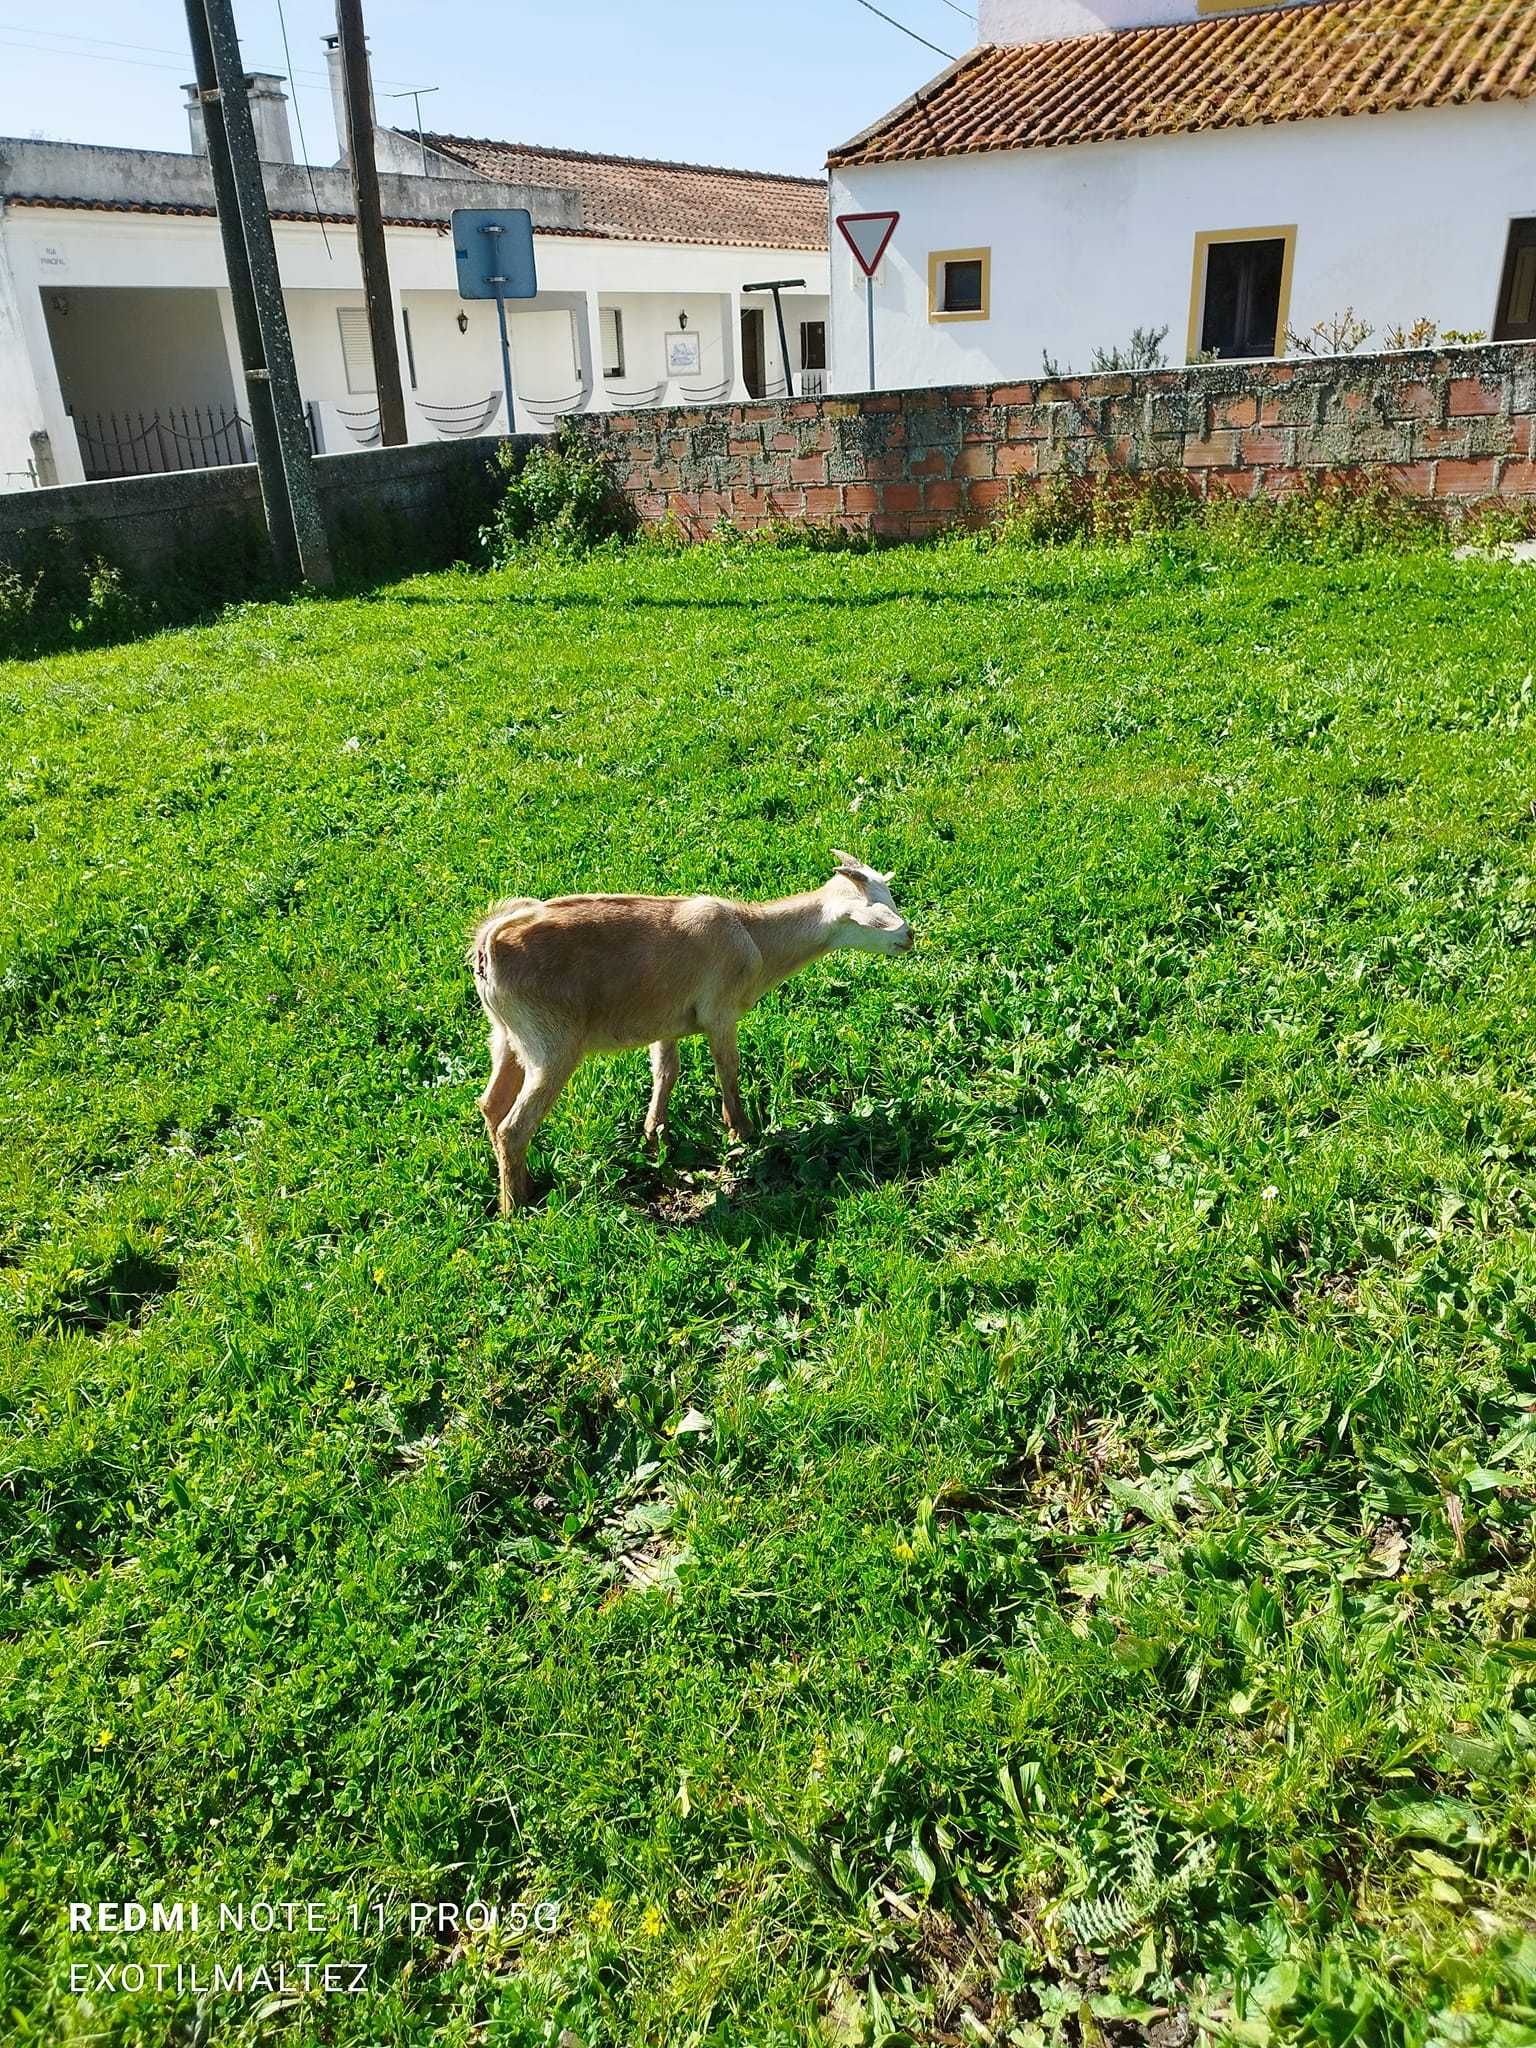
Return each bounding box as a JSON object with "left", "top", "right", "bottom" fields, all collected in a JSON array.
[
  {"left": 419, "top": 134, "right": 828, "bottom": 248},
  {"left": 6, "top": 194, "right": 453, "bottom": 231},
  {"left": 828, "top": 0, "right": 1536, "bottom": 166}
]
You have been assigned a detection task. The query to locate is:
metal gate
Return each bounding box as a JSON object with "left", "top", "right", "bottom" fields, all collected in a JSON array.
[{"left": 72, "top": 406, "right": 255, "bottom": 480}]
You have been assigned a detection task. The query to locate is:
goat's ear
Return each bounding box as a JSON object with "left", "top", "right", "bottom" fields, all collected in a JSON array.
[{"left": 831, "top": 849, "right": 893, "bottom": 887}]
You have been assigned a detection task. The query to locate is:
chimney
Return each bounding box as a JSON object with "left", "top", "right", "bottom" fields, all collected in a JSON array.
[
  {"left": 246, "top": 73, "right": 295, "bottom": 164},
  {"left": 183, "top": 72, "right": 293, "bottom": 162},
  {"left": 323, "top": 32, "right": 372, "bottom": 165}
]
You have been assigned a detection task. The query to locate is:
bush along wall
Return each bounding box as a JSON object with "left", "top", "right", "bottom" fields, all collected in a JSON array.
[{"left": 0, "top": 439, "right": 520, "bottom": 658}]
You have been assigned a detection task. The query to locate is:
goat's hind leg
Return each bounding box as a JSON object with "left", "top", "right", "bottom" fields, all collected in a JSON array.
[
  {"left": 644, "top": 1040, "right": 680, "bottom": 1152},
  {"left": 494, "top": 1052, "right": 577, "bottom": 1213},
  {"left": 478, "top": 1027, "right": 524, "bottom": 1199}
]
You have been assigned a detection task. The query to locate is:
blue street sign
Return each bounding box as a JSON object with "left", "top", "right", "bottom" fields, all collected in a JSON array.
[
  {"left": 451, "top": 209, "right": 537, "bottom": 437},
  {"left": 451, "top": 209, "right": 537, "bottom": 301}
]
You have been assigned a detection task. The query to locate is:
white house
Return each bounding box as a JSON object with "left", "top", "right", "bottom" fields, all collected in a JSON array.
[
  {"left": 0, "top": 50, "right": 829, "bottom": 489},
  {"left": 826, "top": 0, "right": 1536, "bottom": 391}
]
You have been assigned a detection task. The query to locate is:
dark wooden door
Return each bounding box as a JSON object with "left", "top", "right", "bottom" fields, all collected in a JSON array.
[
  {"left": 740, "top": 308, "right": 766, "bottom": 398},
  {"left": 1494, "top": 220, "right": 1536, "bottom": 342}
]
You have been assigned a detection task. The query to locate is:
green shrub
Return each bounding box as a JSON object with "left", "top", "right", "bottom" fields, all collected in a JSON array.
[
  {"left": 1000, "top": 467, "right": 1201, "bottom": 545},
  {"left": 480, "top": 426, "right": 635, "bottom": 560},
  {"left": 992, "top": 465, "right": 1536, "bottom": 559},
  {"left": 1215, "top": 468, "right": 1445, "bottom": 556},
  {"left": 0, "top": 523, "right": 145, "bottom": 659},
  {"left": 701, "top": 513, "right": 879, "bottom": 555}
]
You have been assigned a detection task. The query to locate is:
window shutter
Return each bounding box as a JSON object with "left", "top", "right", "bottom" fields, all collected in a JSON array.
[
  {"left": 601, "top": 306, "right": 625, "bottom": 378},
  {"left": 338, "top": 307, "right": 375, "bottom": 394}
]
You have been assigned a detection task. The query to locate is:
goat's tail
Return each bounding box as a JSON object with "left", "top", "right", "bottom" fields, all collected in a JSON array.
[{"left": 467, "top": 898, "right": 543, "bottom": 993}]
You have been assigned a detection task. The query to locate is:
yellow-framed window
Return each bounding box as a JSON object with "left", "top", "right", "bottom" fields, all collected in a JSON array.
[
  {"left": 1187, "top": 226, "right": 1297, "bottom": 361},
  {"left": 928, "top": 248, "right": 991, "bottom": 323}
]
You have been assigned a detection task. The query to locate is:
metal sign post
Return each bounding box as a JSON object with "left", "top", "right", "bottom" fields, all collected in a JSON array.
[
  {"left": 451, "top": 208, "right": 538, "bottom": 435},
  {"left": 835, "top": 211, "right": 900, "bottom": 392},
  {"left": 492, "top": 285, "right": 515, "bottom": 435}
]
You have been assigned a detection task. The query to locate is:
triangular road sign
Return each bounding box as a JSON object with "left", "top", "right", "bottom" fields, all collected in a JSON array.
[{"left": 836, "top": 211, "right": 900, "bottom": 279}]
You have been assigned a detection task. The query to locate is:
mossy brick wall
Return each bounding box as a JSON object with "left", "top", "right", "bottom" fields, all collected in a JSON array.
[{"left": 580, "top": 342, "right": 1536, "bottom": 539}]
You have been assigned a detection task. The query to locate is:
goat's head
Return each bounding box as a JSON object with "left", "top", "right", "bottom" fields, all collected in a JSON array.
[{"left": 825, "top": 850, "right": 913, "bottom": 956}]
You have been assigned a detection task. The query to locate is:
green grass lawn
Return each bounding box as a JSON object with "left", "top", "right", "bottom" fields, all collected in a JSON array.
[{"left": 4, "top": 534, "right": 1536, "bottom": 2047}]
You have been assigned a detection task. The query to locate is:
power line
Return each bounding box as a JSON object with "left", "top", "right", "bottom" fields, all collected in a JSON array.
[
  {"left": 931, "top": 0, "right": 977, "bottom": 18},
  {"left": 850, "top": 0, "right": 956, "bottom": 60},
  {"left": 0, "top": 20, "right": 413, "bottom": 90},
  {"left": 0, "top": 33, "right": 213, "bottom": 77},
  {"left": 273, "top": 0, "right": 332, "bottom": 255},
  {"left": 0, "top": 22, "right": 203, "bottom": 62}
]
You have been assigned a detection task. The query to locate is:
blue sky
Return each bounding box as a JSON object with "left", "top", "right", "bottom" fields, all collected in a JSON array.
[{"left": 0, "top": 1, "right": 972, "bottom": 176}]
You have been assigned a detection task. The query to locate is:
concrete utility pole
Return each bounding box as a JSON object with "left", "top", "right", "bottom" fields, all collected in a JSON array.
[
  {"left": 190, "top": 0, "right": 334, "bottom": 587},
  {"left": 336, "top": 0, "right": 408, "bottom": 447},
  {"left": 184, "top": 4, "right": 297, "bottom": 582}
]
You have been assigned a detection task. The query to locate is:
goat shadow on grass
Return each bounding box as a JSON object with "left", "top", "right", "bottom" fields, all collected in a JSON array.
[{"left": 621, "top": 1101, "right": 950, "bottom": 1243}]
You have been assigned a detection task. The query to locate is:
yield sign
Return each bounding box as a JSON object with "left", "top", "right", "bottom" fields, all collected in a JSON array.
[{"left": 836, "top": 210, "right": 900, "bottom": 278}]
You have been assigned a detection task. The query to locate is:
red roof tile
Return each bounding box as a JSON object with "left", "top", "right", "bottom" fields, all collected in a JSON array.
[
  {"left": 420, "top": 135, "right": 828, "bottom": 249},
  {"left": 828, "top": 0, "right": 1536, "bottom": 166},
  {"left": 5, "top": 194, "right": 455, "bottom": 231}
]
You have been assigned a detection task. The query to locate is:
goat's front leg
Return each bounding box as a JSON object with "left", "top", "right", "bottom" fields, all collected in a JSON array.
[
  {"left": 645, "top": 1040, "right": 680, "bottom": 1151},
  {"left": 708, "top": 1025, "right": 751, "bottom": 1144},
  {"left": 494, "top": 1055, "right": 577, "bottom": 1213}
]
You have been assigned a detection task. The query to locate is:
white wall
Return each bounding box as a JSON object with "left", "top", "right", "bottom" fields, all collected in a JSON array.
[
  {"left": 44, "top": 287, "right": 236, "bottom": 418},
  {"left": 829, "top": 101, "right": 1536, "bottom": 392},
  {"left": 0, "top": 205, "right": 833, "bottom": 477},
  {"left": 980, "top": 0, "right": 1195, "bottom": 40},
  {"left": 0, "top": 221, "right": 55, "bottom": 484}
]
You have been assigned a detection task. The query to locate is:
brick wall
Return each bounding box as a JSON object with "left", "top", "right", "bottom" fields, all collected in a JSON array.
[{"left": 581, "top": 342, "right": 1536, "bottom": 540}]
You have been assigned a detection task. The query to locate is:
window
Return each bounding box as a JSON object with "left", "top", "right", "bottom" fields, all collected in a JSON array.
[
  {"left": 601, "top": 305, "right": 625, "bottom": 379},
  {"left": 1494, "top": 220, "right": 1536, "bottom": 343},
  {"left": 1188, "top": 227, "right": 1295, "bottom": 361},
  {"left": 799, "top": 320, "right": 826, "bottom": 371},
  {"left": 928, "top": 248, "right": 991, "bottom": 323},
  {"left": 337, "top": 305, "right": 374, "bottom": 394}
]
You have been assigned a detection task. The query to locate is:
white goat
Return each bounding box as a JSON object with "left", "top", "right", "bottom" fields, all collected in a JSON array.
[{"left": 468, "top": 852, "right": 913, "bottom": 1211}]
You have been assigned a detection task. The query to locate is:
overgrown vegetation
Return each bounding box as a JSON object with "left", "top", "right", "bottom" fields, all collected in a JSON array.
[
  {"left": 1288, "top": 313, "right": 1488, "bottom": 357},
  {"left": 997, "top": 467, "right": 1536, "bottom": 553},
  {"left": 1042, "top": 326, "right": 1170, "bottom": 379},
  {"left": 4, "top": 536, "right": 1536, "bottom": 2042},
  {"left": 0, "top": 522, "right": 161, "bottom": 658},
  {"left": 480, "top": 423, "right": 636, "bottom": 560}
]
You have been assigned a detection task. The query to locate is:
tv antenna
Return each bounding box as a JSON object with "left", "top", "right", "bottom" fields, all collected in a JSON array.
[{"left": 386, "top": 85, "right": 439, "bottom": 175}]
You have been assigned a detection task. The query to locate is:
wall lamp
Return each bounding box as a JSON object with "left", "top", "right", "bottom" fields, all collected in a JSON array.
[{"left": 456, "top": 309, "right": 469, "bottom": 335}]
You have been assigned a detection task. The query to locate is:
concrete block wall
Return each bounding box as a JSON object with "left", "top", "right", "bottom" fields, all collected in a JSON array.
[
  {"left": 0, "top": 436, "right": 526, "bottom": 583},
  {"left": 580, "top": 342, "right": 1536, "bottom": 539}
]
